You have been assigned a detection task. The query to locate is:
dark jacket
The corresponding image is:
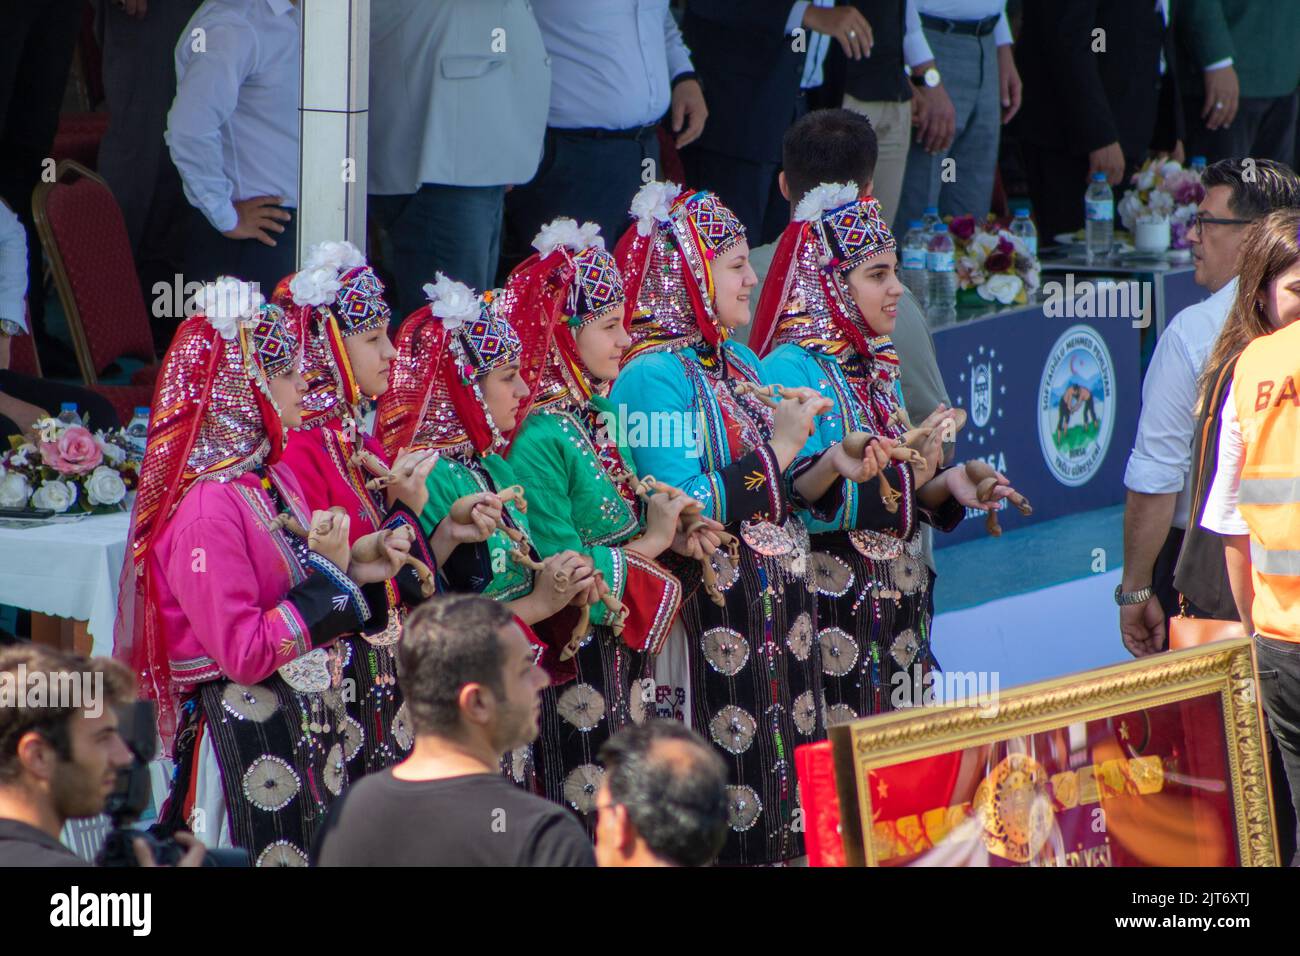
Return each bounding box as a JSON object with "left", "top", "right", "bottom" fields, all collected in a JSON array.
[
  {"left": 840, "top": 0, "right": 910, "bottom": 104},
  {"left": 1173, "top": 355, "right": 1240, "bottom": 621},
  {"left": 1013, "top": 0, "right": 1181, "bottom": 161},
  {"left": 682, "top": 0, "right": 806, "bottom": 163}
]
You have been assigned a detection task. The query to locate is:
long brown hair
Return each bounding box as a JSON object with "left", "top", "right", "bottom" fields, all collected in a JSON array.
[{"left": 1198, "top": 208, "right": 1300, "bottom": 407}]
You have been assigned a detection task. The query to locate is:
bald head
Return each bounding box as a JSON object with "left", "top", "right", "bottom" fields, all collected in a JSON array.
[{"left": 597, "top": 720, "right": 728, "bottom": 867}]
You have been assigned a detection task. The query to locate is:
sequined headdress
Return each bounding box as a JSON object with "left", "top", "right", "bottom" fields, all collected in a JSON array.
[
  {"left": 115, "top": 277, "right": 302, "bottom": 749},
  {"left": 506, "top": 218, "right": 626, "bottom": 416},
  {"left": 751, "top": 185, "right": 899, "bottom": 385},
  {"left": 376, "top": 275, "right": 522, "bottom": 461},
  {"left": 616, "top": 182, "right": 747, "bottom": 364},
  {"left": 273, "top": 240, "right": 392, "bottom": 426}
]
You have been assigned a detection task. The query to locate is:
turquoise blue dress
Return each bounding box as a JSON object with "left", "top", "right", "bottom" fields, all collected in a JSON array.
[
  {"left": 610, "top": 338, "right": 831, "bottom": 865},
  {"left": 762, "top": 341, "right": 964, "bottom": 718}
]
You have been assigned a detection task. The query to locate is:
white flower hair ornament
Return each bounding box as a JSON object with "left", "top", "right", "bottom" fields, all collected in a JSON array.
[
  {"left": 630, "top": 181, "right": 683, "bottom": 236},
  {"left": 422, "top": 273, "right": 479, "bottom": 332},
  {"left": 302, "top": 239, "right": 365, "bottom": 276},
  {"left": 532, "top": 218, "right": 604, "bottom": 258},
  {"left": 201, "top": 276, "right": 265, "bottom": 340},
  {"left": 288, "top": 266, "right": 343, "bottom": 307},
  {"left": 794, "top": 182, "right": 859, "bottom": 223}
]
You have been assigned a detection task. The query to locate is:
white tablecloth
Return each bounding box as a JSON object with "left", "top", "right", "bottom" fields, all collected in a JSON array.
[{"left": 0, "top": 512, "right": 130, "bottom": 656}]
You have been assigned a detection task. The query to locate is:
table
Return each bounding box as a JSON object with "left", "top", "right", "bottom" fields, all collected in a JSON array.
[{"left": 0, "top": 512, "right": 130, "bottom": 656}]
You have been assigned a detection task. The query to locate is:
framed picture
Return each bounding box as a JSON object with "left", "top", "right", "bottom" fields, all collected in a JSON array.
[{"left": 824, "top": 639, "right": 1277, "bottom": 867}]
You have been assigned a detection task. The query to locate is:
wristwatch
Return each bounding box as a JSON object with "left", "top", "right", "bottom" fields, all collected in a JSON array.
[
  {"left": 911, "top": 67, "right": 941, "bottom": 89},
  {"left": 0, "top": 319, "right": 22, "bottom": 337},
  {"left": 1114, "top": 584, "right": 1154, "bottom": 606}
]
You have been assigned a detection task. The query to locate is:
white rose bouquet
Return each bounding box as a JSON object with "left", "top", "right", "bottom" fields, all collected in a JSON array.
[
  {"left": 1117, "top": 157, "right": 1204, "bottom": 248},
  {"left": 2, "top": 420, "right": 139, "bottom": 515}
]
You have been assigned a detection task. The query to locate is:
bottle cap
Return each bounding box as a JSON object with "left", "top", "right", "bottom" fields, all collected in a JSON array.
[
  {"left": 60, "top": 403, "right": 76, "bottom": 412},
  {"left": 1015, "top": 208, "right": 1029, "bottom": 217},
  {"left": 134, "top": 406, "right": 150, "bottom": 416},
  {"left": 933, "top": 223, "right": 948, "bottom": 232},
  {"left": 1091, "top": 172, "right": 1108, "bottom": 182},
  {"left": 909, "top": 220, "right": 924, "bottom": 229}
]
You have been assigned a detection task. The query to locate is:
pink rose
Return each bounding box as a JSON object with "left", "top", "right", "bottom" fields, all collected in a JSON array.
[
  {"left": 996, "top": 236, "right": 1015, "bottom": 255},
  {"left": 39, "top": 425, "right": 103, "bottom": 475},
  {"left": 949, "top": 215, "right": 977, "bottom": 242}
]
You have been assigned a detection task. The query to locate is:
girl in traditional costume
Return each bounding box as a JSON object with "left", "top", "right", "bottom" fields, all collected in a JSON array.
[
  {"left": 609, "top": 183, "right": 884, "bottom": 864},
  {"left": 752, "top": 186, "right": 1018, "bottom": 719},
  {"left": 273, "top": 241, "right": 498, "bottom": 775},
  {"left": 376, "top": 277, "right": 598, "bottom": 785},
  {"left": 505, "top": 217, "right": 727, "bottom": 832},
  {"left": 115, "top": 279, "right": 411, "bottom": 866}
]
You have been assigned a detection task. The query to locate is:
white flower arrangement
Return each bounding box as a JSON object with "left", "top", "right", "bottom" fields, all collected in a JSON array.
[
  {"left": 532, "top": 218, "right": 604, "bottom": 258},
  {"left": 422, "top": 273, "right": 479, "bottom": 331},
  {"left": 630, "top": 181, "right": 683, "bottom": 236},
  {"left": 1, "top": 422, "right": 139, "bottom": 515},
  {"left": 201, "top": 276, "right": 265, "bottom": 339},
  {"left": 1116, "top": 157, "right": 1205, "bottom": 247},
  {"left": 793, "top": 181, "right": 859, "bottom": 223}
]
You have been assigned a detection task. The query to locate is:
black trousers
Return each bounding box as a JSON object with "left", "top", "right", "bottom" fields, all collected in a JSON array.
[
  {"left": 502, "top": 127, "right": 662, "bottom": 279},
  {"left": 183, "top": 205, "right": 298, "bottom": 300},
  {"left": 0, "top": 0, "right": 84, "bottom": 339},
  {"left": 1254, "top": 635, "right": 1300, "bottom": 866},
  {"left": 1186, "top": 92, "right": 1299, "bottom": 170},
  {"left": 0, "top": 369, "right": 121, "bottom": 435}
]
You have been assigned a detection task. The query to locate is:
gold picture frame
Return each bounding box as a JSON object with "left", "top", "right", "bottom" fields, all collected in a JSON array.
[{"left": 828, "top": 638, "right": 1278, "bottom": 867}]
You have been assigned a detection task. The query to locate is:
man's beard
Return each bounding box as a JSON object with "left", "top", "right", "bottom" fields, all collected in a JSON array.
[
  {"left": 50, "top": 759, "right": 108, "bottom": 820},
  {"left": 492, "top": 698, "right": 539, "bottom": 755}
]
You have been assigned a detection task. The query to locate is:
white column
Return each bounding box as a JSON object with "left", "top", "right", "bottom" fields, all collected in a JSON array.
[{"left": 297, "top": 0, "right": 369, "bottom": 265}]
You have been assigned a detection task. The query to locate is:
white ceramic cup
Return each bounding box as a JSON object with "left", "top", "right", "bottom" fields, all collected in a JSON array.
[{"left": 1135, "top": 216, "right": 1171, "bottom": 253}]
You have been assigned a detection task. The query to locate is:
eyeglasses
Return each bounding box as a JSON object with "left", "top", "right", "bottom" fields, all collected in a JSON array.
[{"left": 1190, "top": 212, "right": 1254, "bottom": 232}]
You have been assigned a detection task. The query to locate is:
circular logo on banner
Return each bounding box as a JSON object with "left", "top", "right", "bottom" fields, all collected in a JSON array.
[{"left": 1037, "top": 324, "right": 1115, "bottom": 487}]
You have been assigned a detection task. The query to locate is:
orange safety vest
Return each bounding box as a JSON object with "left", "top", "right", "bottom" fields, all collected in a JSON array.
[{"left": 1233, "top": 319, "right": 1300, "bottom": 642}]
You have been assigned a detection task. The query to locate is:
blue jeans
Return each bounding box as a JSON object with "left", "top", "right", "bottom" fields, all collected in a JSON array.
[
  {"left": 895, "top": 28, "right": 1001, "bottom": 232},
  {"left": 369, "top": 184, "right": 506, "bottom": 319}
]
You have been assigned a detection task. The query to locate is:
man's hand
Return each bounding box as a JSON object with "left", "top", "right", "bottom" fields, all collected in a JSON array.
[
  {"left": 803, "top": 4, "right": 873, "bottom": 60},
  {"left": 0, "top": 392, "right": 51, "bottom": 442},
  {"left": 133, "top": 831, "right": 205, "bottom": 867},
  {"left": 997, "top": 44, "right": 1022, "bottom": 124},
  {"left": 222, "top": 197, "right": 291, "bottom": 247},
  {"left": 1202, "top": 64, "right": 1239, "bottom": 131},
  {"left": 1087, "top": 142, "right": 1125, "bottom": 185},
  {"left": 670, "top": 79, "right": 708, "bottom": 149},
  {"left": 1120, "top": 597, "right": 1167, "bottom": 657},
  {"left": 912, "top": 81, "right": 956, "bottom": 154}
]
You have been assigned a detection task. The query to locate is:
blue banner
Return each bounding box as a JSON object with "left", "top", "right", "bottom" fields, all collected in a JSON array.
[{"left": 933, "top": 305, "right": 1141, "bottom": 546}]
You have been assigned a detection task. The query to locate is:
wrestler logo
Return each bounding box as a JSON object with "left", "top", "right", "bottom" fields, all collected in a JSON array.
[
  {"left": 1037, "top": 324, "right": 1115, "bottom": 488},
  {"left": 970, "top": 360, "right": 992, "bottom": 428}
]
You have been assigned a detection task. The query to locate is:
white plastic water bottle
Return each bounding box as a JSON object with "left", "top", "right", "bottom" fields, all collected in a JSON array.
[
  {"left": 56, "top": 403, "right": 83, "bottom": 428},
  {"left": 900, "top": 220, "right": 929, "bottom": 307},
  {"left": 927, "top": 223, "right": 957, "bottom": 327},
  {"left": 125, "top": 406, "right": 150, "bottom": 461},
  {"left": 1010, "top": 208, "right": 1038, "bottom": 256},
  {"left": 1084, "top": 172, "right": 1114, "bottom": 260}
]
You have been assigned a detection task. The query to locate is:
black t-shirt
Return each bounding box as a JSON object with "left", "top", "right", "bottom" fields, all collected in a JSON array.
[
  {"left": 0, "top": 818, "right": 90, "bottom": 867},
  {"left": 312, "top": 770, "right": 596, "bottom": 867}
]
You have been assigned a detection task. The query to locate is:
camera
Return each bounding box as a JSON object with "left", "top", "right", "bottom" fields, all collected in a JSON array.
[{"left": 96, "top": 700, "right": 248, "bottom": 867}]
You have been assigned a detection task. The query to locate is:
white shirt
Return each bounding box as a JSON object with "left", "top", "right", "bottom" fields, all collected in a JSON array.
[
  {"left": 905, "top": 0, "right": 1012, "bottom": 67},
  {"left": 367, "top": 0, "right": 552, "bottom": 193},
  {"left": 531, "top": 0, "right": 693, "bottom": 130},
  {"left": 0, "top": 203, "right": 27, "bottom": 332},
  {"left": 1200, "top": 379, "right": 1250, "bottom": 536},
  {"left": 167, "top": 0, "right": 301, "bottom": 233},
  {"left": 1123, "top": 276, "right": 1236, "bottom": 529}
]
